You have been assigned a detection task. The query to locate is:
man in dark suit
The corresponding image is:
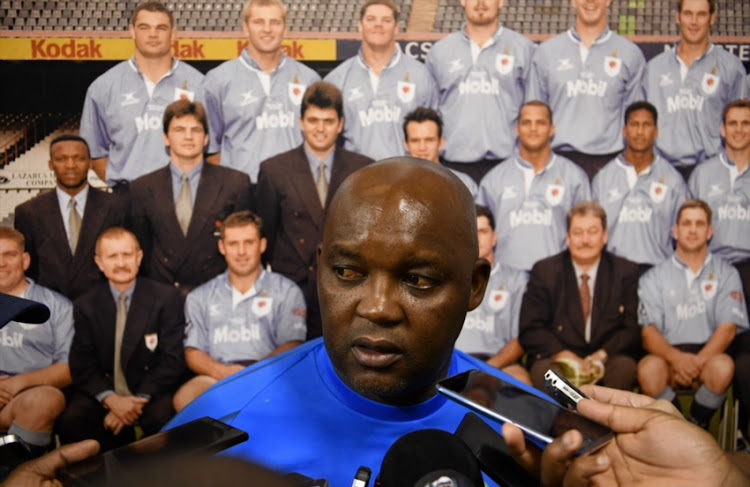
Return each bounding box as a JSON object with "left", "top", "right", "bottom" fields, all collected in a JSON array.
[
  {"left": 14, "top": 135, "right": 126, "bottom": 301},
  {"left": 519, "top": 201, "right": 641, "bottom": 390},
  {"left": 128, "top": 100, "right": 252, "bottom": 297},
  {"left": 255, "top": 81, "right": 372, "bottom": 339},
  {"left": 57, "top": 227, "right": 185, "bottom": 451}
]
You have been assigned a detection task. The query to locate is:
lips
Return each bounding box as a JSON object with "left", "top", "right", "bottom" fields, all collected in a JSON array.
[{"left": 351, "top": 337, "right": 403, "bottom": 368}]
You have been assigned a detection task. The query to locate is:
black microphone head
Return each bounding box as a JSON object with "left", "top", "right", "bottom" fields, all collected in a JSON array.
[{"left": 378, "top": 429, "right": 484, "bottom": 487}]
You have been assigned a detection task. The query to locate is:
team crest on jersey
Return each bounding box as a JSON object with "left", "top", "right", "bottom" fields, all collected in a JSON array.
[
  {"left": 288, "top": 82, "right": 305, "bottom": 105},
  {"left": 120, "top": 92, "right": 140, "bottom": 106},
  {"left": 649, "top": 181, "right": 667, "bottom": 203},
  {"left": 397, "top": 80, "right": 416, "bottom": 104},
  {"left": 449, "top": 58, "right": 464, "bottom": 73},
  {"left": 252, "top": 297, "right": 273, "bottom": 317},
  {"left": 174, "top": 83, "right": 195, "bottom": 102},
  {"left": 603, "top": 56, "right": 622, "bottom": 77},
  {"left": 701, "top": 73, "right": 719, "bottom": 95},
  {"left": 701, "top": 278, "right": 717, "bottom": 300},
  {"left": 489, "top": 290, "right": 509, "bottom": 311},
  {"left": 607, "top": 188, "right": 622, "bottom": 203},
  {"left": 144, "top": 333, "right": 158, "bottom": 352},
  {"left": 545, "top": 183, "right": 565, "bottom": 206},
  {"left": 495, "top": 53, "right": 514, "bottom": 75}
]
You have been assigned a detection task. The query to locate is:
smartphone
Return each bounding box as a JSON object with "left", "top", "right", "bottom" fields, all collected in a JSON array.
[
  {"left": 437, "top": 369, "right": 612, "bottom": 455},
  {"left": 0, "top": 434, "right": 32, "bottom": 469},
  {"left": 454, "top": 412, "right": 537, "bottom": 487},
  {"left": 59, "top": 417, "right": 248, "bottom": 487},
  {"left": 544, "top": 368, "right": 589, "bottom": 410}
]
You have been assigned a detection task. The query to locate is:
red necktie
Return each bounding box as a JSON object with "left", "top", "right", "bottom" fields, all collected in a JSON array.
[{"left": 580, "top": 273, "right": 591, "bottom": 324}]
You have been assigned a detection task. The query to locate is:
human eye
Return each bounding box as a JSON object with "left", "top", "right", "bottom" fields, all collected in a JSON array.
[
  {"left": 403, "top": 273, "right": 438, "bottom": 290},
  {"left": 334, "top": 266, "right": 365, "bottom": 280}
]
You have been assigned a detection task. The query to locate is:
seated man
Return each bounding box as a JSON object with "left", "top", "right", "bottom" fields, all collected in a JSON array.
[
  {"left": 0, "top": 227, "right": 73, "bottom": 457},
  {"left": 165, "top": 158, "right": 550, "bottom": 485},
  {"left": 455, "top": 205, "right": 530, "bottom": 384},
  {"left": 57, "top": 228, "right": 185, "bottom": 451},
  {"left": 592, "top": 101, "right": 688, "bottom": 274},
  {"left": 637, "top": 199, "right": 748, "bottom": 429},
  {"left": 477, "top": 101, "right": 591, "bottom": 272},
  {"left": 519, "top": 201, "right": 641, "bottom": 390},
  {"left": 173, "top": 211, "right": 306, "bottom": 412}
]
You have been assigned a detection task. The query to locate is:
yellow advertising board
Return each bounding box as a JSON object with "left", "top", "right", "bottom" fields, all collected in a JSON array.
[{"left": 0, "top": 37, "right": 337, "bottom": 61}]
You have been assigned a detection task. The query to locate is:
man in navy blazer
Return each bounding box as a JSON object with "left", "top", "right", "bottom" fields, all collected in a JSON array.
[
  {"left": 57, "top": 227, "right": 185, "bottom": 451},
  {"left": 128, "top": 100, "right": 252, "bottom": 297},
  {"left": 519, "top": 201, "right": 641, "bottom": 390},
  {"left": 255, "top": 82, "right": 372, "bottom": 339},
  {"left": 14, "top": 135, "right": 126, "bottom": 301}
]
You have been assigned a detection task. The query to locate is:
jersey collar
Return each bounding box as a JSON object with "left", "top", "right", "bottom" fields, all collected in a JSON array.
[
  {"left": 567, "top": 26, "right": 612, "bottom": 46},
  {"left": 239, "top": 49, "right": 287, "bottom": 74},
  {"left": 356, "top": 43, "right": 402, "bottom": 73}
]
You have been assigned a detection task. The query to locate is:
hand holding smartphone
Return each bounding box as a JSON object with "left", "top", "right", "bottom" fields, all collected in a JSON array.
[
  {"left": 436, "top": 369, "right": 612, "bottom": 455},
  {"left": 58, "top": 417, "right": 248, "bottom": 487}
]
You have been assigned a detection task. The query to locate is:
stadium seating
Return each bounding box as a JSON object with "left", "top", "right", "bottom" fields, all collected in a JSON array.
[{"left": 0, "top": 0, "right": 747, "bottom": 35}]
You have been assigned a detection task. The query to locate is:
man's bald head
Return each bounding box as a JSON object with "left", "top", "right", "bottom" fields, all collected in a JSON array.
[
  {"left": 318, "top": 157, "right": 489, "bottom": 406},
  {"left": 326, "top": 157, "right": 479, "bottom": 260}
]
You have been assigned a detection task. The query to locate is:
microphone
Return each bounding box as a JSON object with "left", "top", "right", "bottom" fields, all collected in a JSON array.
[{"left": 376, "top": 429, "right": 484, "bottom": 487}]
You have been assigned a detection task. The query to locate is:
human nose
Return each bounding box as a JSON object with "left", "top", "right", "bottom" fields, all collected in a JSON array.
[{"left": 356, "top": 273, "right": 402, "bottom": 326}]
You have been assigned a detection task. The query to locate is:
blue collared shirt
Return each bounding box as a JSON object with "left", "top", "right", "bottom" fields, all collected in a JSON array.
[
  {"left": 303, "top": 144, "right": 334, "bottom": 184},
  {"left": 170, "top": 161, "right": 203, "bottom": 206},
  {"left": 55, "top": 185, "right": 89, "bottom": 242}
]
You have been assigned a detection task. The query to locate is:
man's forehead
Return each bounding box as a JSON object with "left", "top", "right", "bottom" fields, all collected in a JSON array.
[
  {"left": 100, "top": 235, "right": 138, "bottom": 251},
  {"left": 406, "top": 120, "right": 439, "bottom": 136},
  {"left": 134, "top": 10, "right": 172, "bottom": 26},
  {"left": 303, "top": 106, "right": 339, "bottom": 120},
  {"left": 0, "top": 238, "right": 22, "bottom": 252},
  {"left": 726, "top": 107, "right": 750, "bottom": 121},
  {"left": 224, "top": 224, "right": 259, "bottom": 239},
  {"left": 247, "top": 4, "right": 284, "bottom": 20},
  {"left": 678, "top": 208, "right": 709, "bottom": 222},
  {"left": 51, "top": 140, "right": 87, "bottom": 154},
  {"left": 169, "top": 115, "right": 203, "bottom": 128},
  {"left": 569, "top": 214, "right": 603, "bottom": 228},
  {"left": 363, "top": 4, "right": 395, "bottom": 18}
]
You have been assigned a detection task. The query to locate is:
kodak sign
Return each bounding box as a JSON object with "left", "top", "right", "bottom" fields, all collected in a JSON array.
[{"left": 0, "top": 37, "right": 337, "bottom": 61}]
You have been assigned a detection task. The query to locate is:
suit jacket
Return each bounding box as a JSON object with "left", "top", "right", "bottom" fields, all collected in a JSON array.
[
  {"left": 14, "top": 186, "right": 126, "bottom": 300},
  {"left": 69, "top": 278, "right": 185, "bottom": 399},
  {"left": 518, "top": 250, "right": 641, "bottom": 368},
  {"left": 255, "top": 145, "right": 372, "bottom": 289},
  {"left": 128, "top": 163, "right": 252, "bottom": 291}
]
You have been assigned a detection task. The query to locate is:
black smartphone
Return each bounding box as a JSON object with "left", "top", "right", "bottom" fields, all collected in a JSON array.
[
  {"left": 544, "top": 368, "right": 589, "bottom": 410},
  {"left": 58, "top": 417, "right": 248, "bottom": 487},
  {"left": 454, "top": 413, "right": 537, "bottom": 487},
  {"left": 437, "top": 369, "right": 612, "bottom": 455},
  {"left": 0, "top": 434, "right": 32, "bottom": 469}
]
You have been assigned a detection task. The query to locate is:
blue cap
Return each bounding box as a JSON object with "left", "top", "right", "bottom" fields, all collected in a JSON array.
[{"left": 0, "top": 292, "right": 50, "bottom": 328}]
